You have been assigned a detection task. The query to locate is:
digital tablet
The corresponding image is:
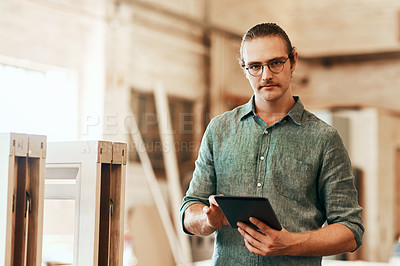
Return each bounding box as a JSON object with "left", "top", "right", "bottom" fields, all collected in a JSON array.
[{"left": 214, "top": 196, "right": 282, "bottom": 231}]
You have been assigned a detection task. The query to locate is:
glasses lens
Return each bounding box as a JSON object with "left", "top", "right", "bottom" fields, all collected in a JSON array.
[
  {"left": 269, "top": 61, "right": 284, "bottom": 73},
  {"left": 248, "top": 65, "right": 263, "bottom": 76}
]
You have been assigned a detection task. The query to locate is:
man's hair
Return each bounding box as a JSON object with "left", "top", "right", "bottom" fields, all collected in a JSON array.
[{"left": 239, "top": 23, "right": 295, "bottom": 68}]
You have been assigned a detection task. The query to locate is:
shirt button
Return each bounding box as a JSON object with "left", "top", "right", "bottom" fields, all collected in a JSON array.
[
  {"left": 257, "top": 182, "right": 262, "bottom": 188},
  {"left": 260, "top": 156, "right": 265, "bottom": 161}
]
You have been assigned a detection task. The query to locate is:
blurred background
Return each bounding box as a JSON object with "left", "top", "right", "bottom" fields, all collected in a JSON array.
[{"left": 1, "top": 0, "right": 400, "bottom": 265}]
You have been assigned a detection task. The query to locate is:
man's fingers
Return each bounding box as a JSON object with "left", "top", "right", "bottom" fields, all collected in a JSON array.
[
  {"left": 237, "top": 222, "right": 262, "bottom": 241},
  {"left": 238, "top": 227, "right": 264, "bottom": 255},
  {"left": 249, "top": 217, "right": 273, "bottom": 234},
  {"left": 244, "top": 239, "right": 264, "bottom": 256},
  {"left": 209, "top": 194, "right": 224, "bottom": 207}
]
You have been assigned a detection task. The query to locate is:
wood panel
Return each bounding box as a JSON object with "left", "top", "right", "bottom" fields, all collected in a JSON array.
[
  {"left": 0, "top": 133, "right": 46, "bottom": 266},
  {"left": 109, "top": 142, "right": 126, "bottom": 266},
  {"left": 98, "top": 163, "right": 111, "bottom": 266},
  {"left": 12, "top": 157, "right": 27, "bottom": 266}
]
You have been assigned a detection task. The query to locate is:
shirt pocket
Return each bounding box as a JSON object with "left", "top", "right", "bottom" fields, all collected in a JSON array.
[{"left": 271, "top": 156, "right": 316, "bottom": 202}]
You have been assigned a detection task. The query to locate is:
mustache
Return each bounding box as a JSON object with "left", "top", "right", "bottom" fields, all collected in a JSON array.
[{"left": 259, "top": 81, "right": 279, "bottom": 87}]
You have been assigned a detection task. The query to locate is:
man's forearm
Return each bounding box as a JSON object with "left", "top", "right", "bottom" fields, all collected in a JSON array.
[
  {"left": 290, "top": 223, "right": 357, "bottom": 256},
  {"left": 183, "top": 203, "right": 216, "bottom": 236}
]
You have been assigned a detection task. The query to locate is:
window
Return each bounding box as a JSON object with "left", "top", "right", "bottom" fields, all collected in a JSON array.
[
  {"left": 0, "top": 63, "right": 78, "bottom": 141},
  {"left": 0, "top": 60, "right": 79, "bottom": 264}
]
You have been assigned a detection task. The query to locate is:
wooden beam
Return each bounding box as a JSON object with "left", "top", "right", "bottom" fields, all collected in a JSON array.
[
  {"left": 153, "top": 82, "right": 192, "bottom": 264},
  {"left": 127, "top": 114, "right": 188, "bottom": 265},
  {"left": 128, "top": 0, "right": 242, "bottom": 40},
  {"left": 299, "top": 50, "right": 400, "bottom": 65}
]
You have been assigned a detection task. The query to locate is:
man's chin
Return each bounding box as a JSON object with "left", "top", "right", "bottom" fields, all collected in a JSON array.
[{"left": 257, "top": 93, "right": 279, "bottom": 103}]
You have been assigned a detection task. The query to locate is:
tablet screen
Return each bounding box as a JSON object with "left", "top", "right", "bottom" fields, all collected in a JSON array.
[{"left": 214, "top": 196, "right": 282, "bottom": 231}]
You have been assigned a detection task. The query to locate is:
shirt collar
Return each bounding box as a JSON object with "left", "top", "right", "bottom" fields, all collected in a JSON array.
[
  {"left": 239, "top": 95, "right": 304, "bottom": 126},
  {"left": 239, "top": 96, "right": 256, "bottom": 120},
  {"left": 286, "top": 96, "right": 303, "bottom": 126}
]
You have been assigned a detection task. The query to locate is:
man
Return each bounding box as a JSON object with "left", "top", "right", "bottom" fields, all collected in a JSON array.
[{"left": 180, "top": 23, "right": 364, "bottom": 265}]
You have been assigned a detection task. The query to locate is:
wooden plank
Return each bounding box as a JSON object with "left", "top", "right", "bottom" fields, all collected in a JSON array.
[
  {"left": 0, "top": 133, "right": 46, "bottom": 266},
  {"left": 109, "top": 163, "right": 121, "bottom": 266},
  {"left": 97, "top": 142, "right": 127, "bottom": 266},
  {"left": 153, "top": 83, "right": 192, "bottom": 264},
  {"left": 13, "top": 157, "right": 27, "bottom": 266},
  {"left": 0, "top": 134, "right": 14, "bottom": 266},
  {"left": 396, "top": 148, "right": 400, "bottom": 239},
  {"left": 109, "top": 142, "right": 127, "bottom": 266},
  {"left": 127, "top": 114, "right": 186, "bottom": 265},
  {"left": 111, "top": 142, "right": 127, "bottom": 165},
  {"left": 27, "top": 135, "right": 46, "bottom": 266},
  {"left": 11, "top": 133, "right": 29, "bottom": 157},
  {"left": 117, "top": 143, "right": 127, "bottom": 265},
  {"left": 98, "top": 141, "right": 113, "bottom": 163},
  {"left": 28, "top": 134, "right": 46, "bottom": 159},
  {"left": 98, "top": 163, "right": 111, "bottom": 266},
  {"left": 117, "top": 159, "right": 126, "bottom": 266},
  {"left": 93, "top": 141, "right": 113, "bottom": 266}
]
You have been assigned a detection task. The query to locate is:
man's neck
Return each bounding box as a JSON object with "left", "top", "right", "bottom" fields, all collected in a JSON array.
[{"left": 255, "top": 95, "right": 296, "bottom": 127}]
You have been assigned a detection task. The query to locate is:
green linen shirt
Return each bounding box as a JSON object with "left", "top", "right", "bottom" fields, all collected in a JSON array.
[{"left": 180, "top": 96, "right": 364, "bottom": 266}]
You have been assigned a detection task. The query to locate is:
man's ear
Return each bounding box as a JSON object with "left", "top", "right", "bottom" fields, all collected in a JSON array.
[
  {"left": 242, "top": 67, "right": 250, "bottom": 80},
  {"left": 291, "top": 51, "right": 298, "bottom": 72}
]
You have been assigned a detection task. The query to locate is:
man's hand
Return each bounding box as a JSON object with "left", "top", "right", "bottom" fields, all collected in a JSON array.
[
  {"left": 237, "top": 217, "right": 358, "bottom": 257},
  {"left": 204, "top": 195, "right": 229, "bottom": 230},
  {"left": 237, "top": 217, "right": 296, "bottom": 256},
  {"left": 183, "top": 195, "right": 229, "bottom": 236}
]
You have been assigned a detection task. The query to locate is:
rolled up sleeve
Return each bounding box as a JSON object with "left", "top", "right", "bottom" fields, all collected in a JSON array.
[
  {"left": 318, "top": 130, "right": 364, "bottom": 250},
  {"left": 180, "top": 120, "right": 217, "bottom": 234}
]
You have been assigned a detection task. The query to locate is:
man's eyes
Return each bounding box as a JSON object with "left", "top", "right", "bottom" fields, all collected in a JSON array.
[
  {"left": 249, "top": 61, "right": 283, "bottom": 69},
  {"left": 270, "top": 60, "right": 283, "bottom": 66},
  {"left": 249, "top": 64, "right": 262, "bottom": 70}
]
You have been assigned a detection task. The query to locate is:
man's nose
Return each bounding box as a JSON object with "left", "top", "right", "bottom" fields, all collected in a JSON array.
[{"left": 261, "top": 66, "right": 273, "bottom": 80}]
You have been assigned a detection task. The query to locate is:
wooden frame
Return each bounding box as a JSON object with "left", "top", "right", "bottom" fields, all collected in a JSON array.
[
  {"left": 45, "top": 141, "right": 126, "bottom": 266},
  {"left": 0, "top": 133, "right": 47, "bottom": 266}
]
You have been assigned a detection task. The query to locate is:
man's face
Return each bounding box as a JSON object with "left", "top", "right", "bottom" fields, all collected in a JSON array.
[{"left": 242, "top": 36, "right": 297, "bottom": 104}]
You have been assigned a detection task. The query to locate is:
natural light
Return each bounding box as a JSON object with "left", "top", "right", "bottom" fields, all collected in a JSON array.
[{"left": 0, "top": 63, "right": 78, "bottom": 141}]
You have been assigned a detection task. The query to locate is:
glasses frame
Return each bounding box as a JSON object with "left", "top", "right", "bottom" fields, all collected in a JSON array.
[{"left": 245, "top": 57, "right": 290, "bottom": 77}]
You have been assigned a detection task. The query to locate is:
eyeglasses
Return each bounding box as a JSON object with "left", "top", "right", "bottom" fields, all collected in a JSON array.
[{"left": 245, "top": 57, "right": 289, "bottom": 77}]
